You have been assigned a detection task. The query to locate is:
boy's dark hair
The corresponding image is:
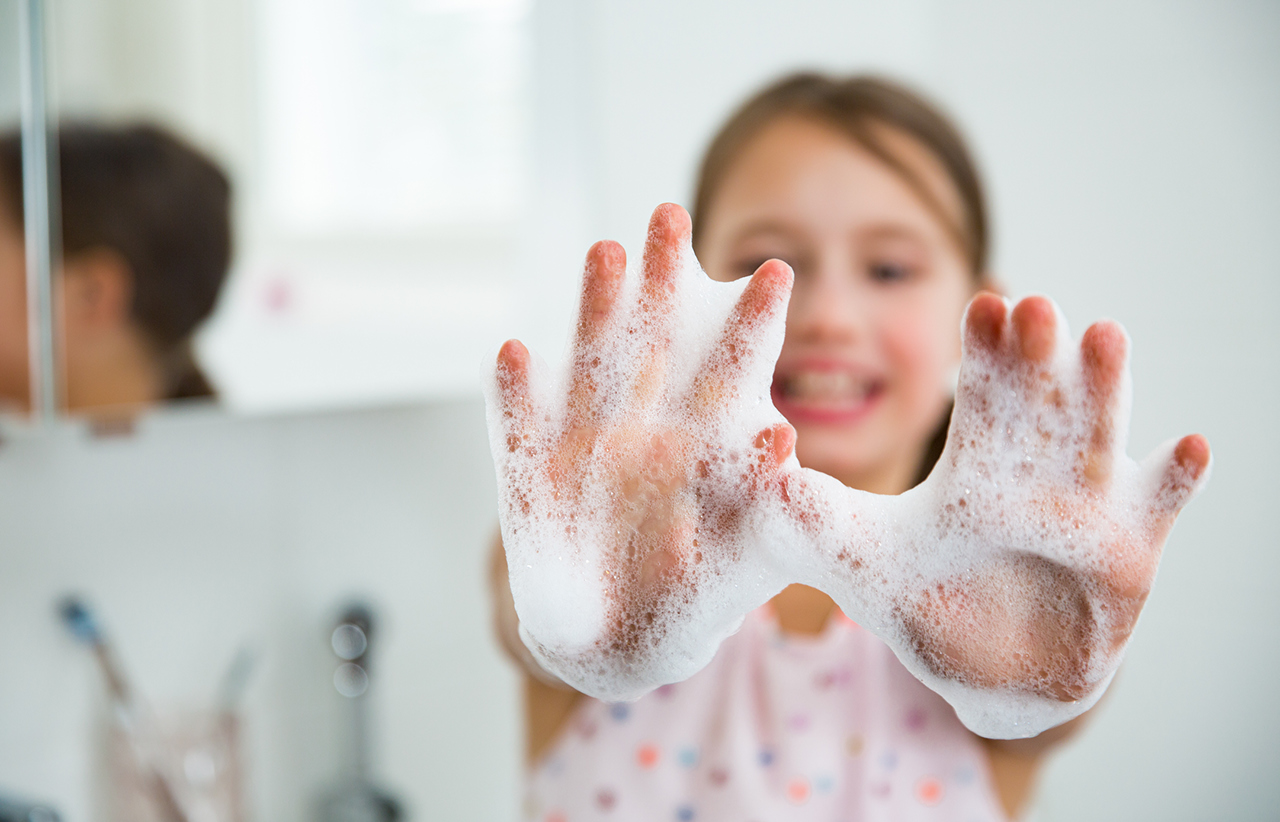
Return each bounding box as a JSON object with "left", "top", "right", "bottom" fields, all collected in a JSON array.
[{"left": 0, "top": 122, "right": 232, "bottom": 400}]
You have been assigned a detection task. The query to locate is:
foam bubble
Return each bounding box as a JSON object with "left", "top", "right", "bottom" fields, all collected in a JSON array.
[{"left": 485, "top": 235, "right": 1209, "bottom": 739}]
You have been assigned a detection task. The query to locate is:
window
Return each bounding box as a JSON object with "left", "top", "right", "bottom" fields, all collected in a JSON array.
[{"left": 259, "top": 0, "right": 531, "bottom": 236}]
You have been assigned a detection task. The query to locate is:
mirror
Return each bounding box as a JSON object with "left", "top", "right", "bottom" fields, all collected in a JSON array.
[{"left": 1, "top": 0, "right": 540, "bottom": 420}]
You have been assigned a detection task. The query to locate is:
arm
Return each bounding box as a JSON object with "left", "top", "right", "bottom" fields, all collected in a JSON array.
[
  {"left": 983, "top": 708, "right": 1092, "bottom": 818},
  {"left": 489, "top": 531, "right": 587, "bottom": 764},
  {"left": 487, "top": 530, "right": 569, "bottom": 689}
]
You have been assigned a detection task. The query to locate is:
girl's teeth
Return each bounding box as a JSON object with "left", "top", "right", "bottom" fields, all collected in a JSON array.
[{"left": 786, "top": 372, "right": 869, "bottom": 402}]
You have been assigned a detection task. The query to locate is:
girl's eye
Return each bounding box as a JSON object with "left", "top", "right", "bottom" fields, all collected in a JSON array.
[
  {"left": 869, "top": 261, "right": 914, "bottom": 283},
  {"left": 731, "top": 258, "right": 777, "bottom": 280}
]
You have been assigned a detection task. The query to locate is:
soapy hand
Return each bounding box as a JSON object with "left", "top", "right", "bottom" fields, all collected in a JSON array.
[
  {"left": 855, "top": 293, "right": 1212, "bottom": 736},
  {"left": 488, "top": 205, "right": 799, "bottom": 700},
  {"left": 486, "top": 203, "right": 1211, "bottom": 737}
]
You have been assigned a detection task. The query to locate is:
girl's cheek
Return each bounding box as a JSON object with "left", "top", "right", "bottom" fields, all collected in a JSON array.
[{"left": 886, "top": 304, "right": 960, "bottom": 386}]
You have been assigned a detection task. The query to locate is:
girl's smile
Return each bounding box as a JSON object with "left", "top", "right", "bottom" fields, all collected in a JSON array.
[{"left": 770, "top": 358, "right": 886, "bottom": 425}]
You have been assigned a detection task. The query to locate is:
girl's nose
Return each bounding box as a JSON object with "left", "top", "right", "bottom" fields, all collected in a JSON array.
[{"left": 787, "top": 256, "right": 864, "bottom": 345}]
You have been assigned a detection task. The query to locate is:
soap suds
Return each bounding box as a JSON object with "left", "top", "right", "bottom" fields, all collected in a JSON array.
[{"left": 485, "top": 232, "right": 1209, "bottom": 739}]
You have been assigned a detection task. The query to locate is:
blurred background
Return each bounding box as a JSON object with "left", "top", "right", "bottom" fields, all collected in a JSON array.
[{"left": 0, "top": 0, "right": 1276, "bottom": 820}]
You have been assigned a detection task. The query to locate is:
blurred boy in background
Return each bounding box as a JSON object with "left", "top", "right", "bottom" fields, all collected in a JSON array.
[{"left": 0, "top": 122, "right": 231, "bottom": 416}]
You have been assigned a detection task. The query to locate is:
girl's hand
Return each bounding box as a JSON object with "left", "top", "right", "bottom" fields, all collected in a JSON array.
[
  {"left": 487, "top": 204, "right": 1211, "bottom": 736},
  {"left": 488, "top": 205, "right": 798, "bottom": 700},
  {"left": 884, "top": 294, "right": 1210, "bottom": 736}
]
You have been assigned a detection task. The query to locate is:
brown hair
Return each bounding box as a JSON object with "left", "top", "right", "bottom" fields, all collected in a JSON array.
[
  {"left": 690, "top": 73, "right": 991, "bottom": 485},
  {"left": 691, "top": 72, "right": 989, "bottom": 278},
  {"left": 0, "top": 122, "right": 232, "bottom": 400}
]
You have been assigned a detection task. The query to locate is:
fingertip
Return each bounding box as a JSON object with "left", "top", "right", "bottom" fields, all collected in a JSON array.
[
  {"left": 741, "top": 259, "right": 793, "bottom": 313},
  {"left": 755, "top": 258, "right": 793, "bottom": 283},
  {"left": 753, "top": 422, "right": 796, "bottom": 467},
  {"left": 965, "top": 291, "right": 1006, "bottom": 350},
  {"left": 498, "top": 337, "right": 526, "bottom": 361},
  {"left": 1145, "top": 433, "right": 1212, "bottom": 520},
  {"left": 587, "top": 239, "right": 627, "bottom": 273},
  {"left": 648, "top": 202, "right": 692, "bottom": 246},
  {"left": 497, "top": 339, "right": 530, "bottom": 377},
  {"left": 581, "top": 241, "right": 626, "bottom": 329},
  {"left": 1011, "top": 296, "right": 1057, "bottom": 362},
  {"left": 1174, "top": 434, "right": 1211, "bottom": 480},
  {"left": 495, "top": 341, "right": 534, "bottom": 432},
  {"left": 1081, "top": 321, "right": 1128, "bottom": 382},
  {"left": 772, "top": 423, "right": 797, "bottom": 465}
]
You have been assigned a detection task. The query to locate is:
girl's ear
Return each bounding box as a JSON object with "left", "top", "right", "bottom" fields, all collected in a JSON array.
[{"left": 61, "top": 248, "right": 134, "bottom": 334}]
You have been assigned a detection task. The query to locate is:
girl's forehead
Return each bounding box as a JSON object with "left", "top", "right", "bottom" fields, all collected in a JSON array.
[{"left": 705, "top": 116, "right": 966, "bottom": 248}]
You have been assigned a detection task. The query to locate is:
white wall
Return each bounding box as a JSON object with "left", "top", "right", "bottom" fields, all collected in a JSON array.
[{"left": 0, "top": 402, "right": 519, "bottom": 821}]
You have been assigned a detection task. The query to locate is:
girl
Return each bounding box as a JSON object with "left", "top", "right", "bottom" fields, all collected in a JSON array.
[{"left": 490, "top": 73, "right": 1209, "bottom": 820}]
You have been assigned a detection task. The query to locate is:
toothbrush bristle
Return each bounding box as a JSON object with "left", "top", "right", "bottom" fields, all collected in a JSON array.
[{"left": 57, "top": 595, "right": 101, "bottom": 644}]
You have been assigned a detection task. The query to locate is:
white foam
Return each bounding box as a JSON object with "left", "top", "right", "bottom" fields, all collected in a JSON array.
[{"left": 485, "top": 237, "right": 1209, "bottom": 739}]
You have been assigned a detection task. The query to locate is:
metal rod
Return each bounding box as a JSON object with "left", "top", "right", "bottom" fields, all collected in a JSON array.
[{"left": 19, "top": 0, "right": 58, "bottom": 421}]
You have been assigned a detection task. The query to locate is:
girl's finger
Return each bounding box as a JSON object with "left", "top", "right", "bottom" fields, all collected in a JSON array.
[
  {"left": 687, "top": 259, "right": 793, "bottom": 420},
  {"left": 566, "top": 240, "right": 627, "bottom": 427},
  {"left": 639, "top": 203, "right": 689, "bottom": 307},
  {"left": 1143, "top": 433, "right": 1212, "bottom": 523},
  {"left": 755, "top": 422, "right": 797, "bottom": 470},
  {"left": 1079, "top": 321, "right": 1129, "bottom": 485},
  {"left": 738, "top": 422, "right": 797, "bottom": 498},
  {"left": 962, "top": 292, "right": 1007, "bottom": 355},
  {"left": 1010, "top": 296, "right": 1058, "bottom": 364},
  {"left": 634, "top": 203, "right": 691, "bottom": 343},
  {"left": 495, "top": 339, "right": 536, "bottom": 454}
]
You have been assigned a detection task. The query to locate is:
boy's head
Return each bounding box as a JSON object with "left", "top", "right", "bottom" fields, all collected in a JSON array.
[{"left": 0, "top": 122, "right": 232, "bottom": 413}]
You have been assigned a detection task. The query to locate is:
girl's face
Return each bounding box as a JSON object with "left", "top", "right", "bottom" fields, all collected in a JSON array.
[{"left": 699, "top": 116, "right": 982, "bottom": 494}]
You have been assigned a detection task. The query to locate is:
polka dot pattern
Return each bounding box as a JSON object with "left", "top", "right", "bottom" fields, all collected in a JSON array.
[
  {"left": 916, "top": 776, "right": 944, "bottom": 806},
  {"left": 636, "top": 743, "right": 660, "bottom": 769},
  {"left": 525, "top": 606, "right": 1007, "bottom": 821},
  {"left": 786, "top": 777, "right": 810, "bottom": 804}
]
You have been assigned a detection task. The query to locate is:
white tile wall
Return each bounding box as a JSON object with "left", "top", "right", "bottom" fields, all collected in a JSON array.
[{"left": 0, "top": 399, "right": 520, "bottom": 822}]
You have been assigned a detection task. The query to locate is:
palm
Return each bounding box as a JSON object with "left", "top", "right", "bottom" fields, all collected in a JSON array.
[
  {"left": 489, "top": 205, "right": 796, "bottom": 700},
  {"left": 855, "top": 294, "right": 1211, "bottom": 735}
]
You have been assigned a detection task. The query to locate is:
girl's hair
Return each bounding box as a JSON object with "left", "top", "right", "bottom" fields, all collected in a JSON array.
[
  {"left": 690, "top": 73, "right": 991, "bottom": 485},
  {"left": 0, "top": 122, "right": 232, "bottom": 400}
]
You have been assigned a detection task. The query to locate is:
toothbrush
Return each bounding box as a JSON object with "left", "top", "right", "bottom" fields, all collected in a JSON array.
[
  {"left": 216, "top": 644, "right": 257, "bottom": 715},
  {"left": 57, "top": 596, "right": 191, "bottom": 822}
]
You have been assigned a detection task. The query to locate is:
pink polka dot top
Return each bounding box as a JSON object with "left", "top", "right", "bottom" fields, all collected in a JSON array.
[{"left": 525, "top": 606, "right": 1009, "bottom": 822}]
